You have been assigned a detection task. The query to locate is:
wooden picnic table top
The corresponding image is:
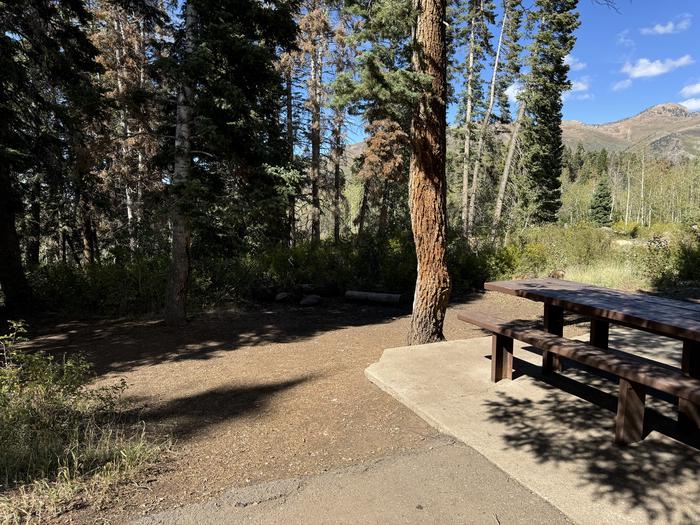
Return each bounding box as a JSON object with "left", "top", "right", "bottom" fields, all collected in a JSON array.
[{"left": 484, "top": 278, "right": 700, "bottom": 343}]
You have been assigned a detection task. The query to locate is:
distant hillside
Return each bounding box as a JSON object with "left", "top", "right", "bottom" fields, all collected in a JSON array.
[
  {"left": 345, "top": 103, "right": 700, "bottom": 166},
  {"left": 562, "top": 103, "right": 700, "bottom": 161}
]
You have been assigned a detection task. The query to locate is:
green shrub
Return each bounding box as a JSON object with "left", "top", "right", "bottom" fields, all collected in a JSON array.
[
  {"left": 640, "top": 235, "right": 678, "bottom": 286},
  {"left": 612, "top": 221, "right": 640, "bottom": 238},
  {"left": 513, "top": 224, "right": 613, "bottom": 271},
  {"left": 29, "top": 258, "right": 168, "bottom": 317},
  {"left": 0, "top": 321, "right": 165, "bottom": 521}
]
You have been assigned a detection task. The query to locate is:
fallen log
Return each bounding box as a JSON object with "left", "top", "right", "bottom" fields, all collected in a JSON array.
[{"left": 344, "top": 290, "right": 402, "bottom": 305}]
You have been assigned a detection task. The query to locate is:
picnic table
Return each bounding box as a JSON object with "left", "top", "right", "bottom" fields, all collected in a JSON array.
[{"left": 459, "top": 278, "right": 700, "bottom": 443}]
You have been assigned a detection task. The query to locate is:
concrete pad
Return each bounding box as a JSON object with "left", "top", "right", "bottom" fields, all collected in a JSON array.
[
  {"left": 132, "top": 442, "right": 570, "bottom": 524},
  {"left": 365, "top": 328, "right": 700, "bottom": 525}
]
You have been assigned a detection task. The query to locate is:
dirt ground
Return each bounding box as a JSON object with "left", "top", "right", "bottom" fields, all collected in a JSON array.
[{"left": 24, "top": 292, "right": 588, "bottom": 524}]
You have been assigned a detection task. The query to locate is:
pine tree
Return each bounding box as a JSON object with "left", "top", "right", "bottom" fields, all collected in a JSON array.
[
  {"left": 590, "top": 178, "right": 613, "bottom": 227},
  {"left": 329, "top": 10, "right": 355, "bottom": 243},
  {"left": 489, "top": 0, "right": 524, "bottom": 242},
  {"left": 343, "top": 0, "right": 417, "bottom": 236},
  {"left": 407, "top": 0, "right": 451, "bottom": 344},
  {"left": 298, "top": 0, "right": 331, "bottom": 241},
  {"left": 465, "top": 0, "right": 511, "bottom": 242},
  {"left": 0, "top": 0, "right": 101, "bottom": 311},
  {"left": 163, "top": 0, "right": 298, "bottom": 323},
  {"left": 519, "top": 0, "right": 579, "bottom": 224},
  {"left": 455, "top": 0, "right": 495, "bottom": 238}
]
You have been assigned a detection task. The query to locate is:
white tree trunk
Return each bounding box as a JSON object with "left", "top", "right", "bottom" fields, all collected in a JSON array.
[
  {"left": 165, "top": 1, "right": 194, "bottom": 325},
  {"left": 490, "top": 96, "right": 525, "bottom": 243},
  {"left": 466, "top": 5, "right": 507, "bottom": 243}
]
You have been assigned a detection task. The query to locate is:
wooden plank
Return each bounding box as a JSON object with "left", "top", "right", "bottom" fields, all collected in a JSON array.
[
  {"left": 484, "top": 279, "right": 700, "bottom": 343},
  {"left": 488, "top": 279, "right": 700, "bottom": 324},
  {"left": 457, "top": 311, "right": 700, "bottom": 403},
  {"left": 491, "top": 334, "right": 513, "bottom": 382},
  {"left": 543, "top": 304, "right": 563, "bottom": 373},
  {"left": 590, "top": 319, "right": 609, "bottom": 349},
  {"left": 493, "top": 278, "right": 700, "bottom": 315},
  {"left": 615, "top": 378, "right": 646, "bottom": 445}
]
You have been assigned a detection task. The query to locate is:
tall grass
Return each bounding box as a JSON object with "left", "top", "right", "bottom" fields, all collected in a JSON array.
[
  {"left": 564, "top": 259, "right": 647, "bottom": 290},
  {"left": 0, "top": 322, "right": 167, "bottom": 524}
]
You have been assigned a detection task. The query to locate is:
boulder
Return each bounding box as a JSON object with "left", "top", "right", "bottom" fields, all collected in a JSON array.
[
  {"left": 275, "top": 292, "right": 295, "bottom": 303},
  {"left": 299, "top": 294, "right": 322, "bottom": 307}
]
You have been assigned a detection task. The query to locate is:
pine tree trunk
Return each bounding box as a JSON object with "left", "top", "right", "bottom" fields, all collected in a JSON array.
[
  {"left": 285, "top": 71, "right": 296, "bottom": 246},
  {"left": 490, "top": 100, "right": 525, "bottom": 242},
  {"left": 356, "top": 178, "right": 371, "bottom": 238},
  {"left": 25, "top": 178, "right": 41, "bottom": 267},
  {"left": 466, "top": 6, "right": 507, "bottom": 243},
  {"left": 165, "top": 2, "right": 194, "bottom": 325},
  {"left": 0, "top": 169, "right": 32, "bottom": 313},
  {"left": 80, "top": 193, "right": 95, "bottom": 265},
  {"left": 333, "top": 128, "right": 342, "bottom": 243},
  {"left": 378, "top": 180, "right": 390, "bottom": 236},
  {"left": 460, "top": 11, "right": 477, "bottom": 239},
  {"left": 310, "top": 44, "right": 322, "bottom": 242},
  {"left": 407, "top": 0, "right": 451, "bottom": 345}
]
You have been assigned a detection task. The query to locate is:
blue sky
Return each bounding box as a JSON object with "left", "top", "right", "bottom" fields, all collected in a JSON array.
[{"left": 561, "top": 0, "right": 700, "bottom": 123}]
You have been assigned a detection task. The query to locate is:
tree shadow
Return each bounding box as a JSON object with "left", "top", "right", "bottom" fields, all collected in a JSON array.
[
  {"left": 20, "top": 300, "right": 423, "bottom": 377},
  {"left": 485, "top": 351, "right": 700, "bottom": 523},
  {"left": 126, "top": 375, "right": 314, "bottom": 441}
]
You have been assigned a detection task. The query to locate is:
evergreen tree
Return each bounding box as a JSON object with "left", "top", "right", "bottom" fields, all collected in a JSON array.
[
  {"left": 0, "top": 0, "right": 101, "bottom": 311},
  {"left": 455, "top": 0, "right": 495, "bottom": 238},
  {"left": 162, "top": 0, "right": 298, "bottom": 323},
  {"left": 407, "top": 0, "right": 451, "bottom": 344},
  {"left": 590, "top": 178, "right": 613, "bottom": 227},
  {"left": 495, "top": 0, "right": 523, "bottom": 124},
  {"left": 519, "top": 0, "right": 579, "bottom": 224}
]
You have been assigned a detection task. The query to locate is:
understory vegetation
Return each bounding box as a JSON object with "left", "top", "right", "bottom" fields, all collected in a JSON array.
[
  {"left": 21, "top": 222, "right": 700, "bottom": 317},
  {"left": 0, "top": 322, "right": 166, "bottom": 524}
]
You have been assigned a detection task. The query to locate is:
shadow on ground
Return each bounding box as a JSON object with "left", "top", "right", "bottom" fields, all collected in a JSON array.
[
  {"left": 486, "top": 349, "right": 700, "bottom": 524},
  {"left": 127, "top": 376, "right": 315, "bottom": 439},
  {"left": 22, "top": 300, "right": 425, "bottom": 377}
]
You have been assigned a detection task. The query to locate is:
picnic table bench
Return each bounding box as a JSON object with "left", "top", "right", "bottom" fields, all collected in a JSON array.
[{"left": 458, "top": 278, "right": 700, "bottom": 444}]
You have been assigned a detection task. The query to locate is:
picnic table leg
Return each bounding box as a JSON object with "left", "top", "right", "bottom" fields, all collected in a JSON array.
[
  {"left": 542, "top": 304, "right": 564, "bottom": 373},
  {"left": 590, "top": 319, "right": 609, "bottom": 349},
  {"left": 491, "top": 334, "right": 513, "bottom": 383},
  {"left": 615, "top": 378, "right": 646, "bottom": 444},
  {"left": 679, "top": 340, "right": 700, "bottom": 431}
]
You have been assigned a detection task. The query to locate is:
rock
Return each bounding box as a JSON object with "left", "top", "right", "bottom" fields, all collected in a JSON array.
[
  {"left": 299, "top": 294, "right": 322, "bottom": 307},
  {"left": 275, "top": 292, "right": 294, "bottom": 302}
]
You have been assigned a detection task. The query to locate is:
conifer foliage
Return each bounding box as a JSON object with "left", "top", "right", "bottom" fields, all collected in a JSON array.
[
  {"left": 589, "top": 178, "right": 613, "bottom": 227},
  {"left": 520, "top": 0, "right": 580, "bottom": 224}
]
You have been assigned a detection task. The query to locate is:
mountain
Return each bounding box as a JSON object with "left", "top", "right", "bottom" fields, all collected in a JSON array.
[
  {"left": 344, "top": 103, "right": 700, "bottom": 167},
  {"left": 562, "top": 103, "right": 700, "bottom": 161}
]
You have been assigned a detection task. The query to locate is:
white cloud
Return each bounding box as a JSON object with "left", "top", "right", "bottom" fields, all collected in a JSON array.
[
  {"left": 564, "top": 54, "right": 586, "bottom": 71},
  {"left": 680, "top": 98, "right": 700, "bottom": 111},
  {"left": 612, "top": 79, "right": 632, "bottom": 91},
  {"left": 617, "top": 30, "right": 634, "bottom": 48},
  {"left": 621, "top": 55, "right": 694, "bottom": 78},
  {"left": 680, "top": 82, "right": 700, "bottom": 97},
  {"left": 564, "top": 77, "right": 592, "bottom": 101},
  {"left": 640, "top": 15, "right": 692, "bottom": 35},
  {"left": 505, "top": 82, "right": 522, "bottom": 104},
  {"left": 570, "top": 79, "right": 590, "bottom": 92}
]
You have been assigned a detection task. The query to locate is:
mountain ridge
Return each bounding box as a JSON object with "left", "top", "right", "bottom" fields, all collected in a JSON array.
[
  {"left": 561, "top": 103, "right": 700, "bottom": 161},
  {"left": 344, "top": 103, "right": 700, "bottom": 167}
]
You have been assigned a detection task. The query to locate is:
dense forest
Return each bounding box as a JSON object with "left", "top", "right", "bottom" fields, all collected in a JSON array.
[{"left": 1, "top": 0, "right": 699, "bottom": 333}]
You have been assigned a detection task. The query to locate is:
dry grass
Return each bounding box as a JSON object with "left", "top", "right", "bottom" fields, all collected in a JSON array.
[
  {"left": 563, "top": 258, "right": 648, "bottom": 291},
  {"left": 0, "top": 322, "right": 169, "bottom": 524}
]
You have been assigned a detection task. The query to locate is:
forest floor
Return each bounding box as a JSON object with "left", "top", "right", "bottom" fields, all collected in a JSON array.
[{"left": 25, "top": 292, "right": 595, "bottom": 524}]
